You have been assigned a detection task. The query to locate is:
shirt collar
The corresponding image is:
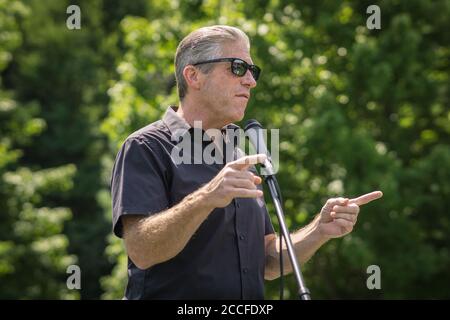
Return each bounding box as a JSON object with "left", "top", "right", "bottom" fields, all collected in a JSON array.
[
  {"left": 162, "top": 105, "right": 240, "bottom": 142},
  {"left": 162, "top": 106, "right": 191, "bottom": 140}
]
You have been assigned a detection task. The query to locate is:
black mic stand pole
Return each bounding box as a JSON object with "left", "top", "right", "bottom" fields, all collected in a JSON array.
[{"left": 263, "top": 170, "right": 311, "bottom": 300}]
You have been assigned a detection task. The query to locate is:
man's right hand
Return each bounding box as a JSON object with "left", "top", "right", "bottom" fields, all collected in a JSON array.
[{"left": 204, "top": 154, "right": 267, "bottom": 208}]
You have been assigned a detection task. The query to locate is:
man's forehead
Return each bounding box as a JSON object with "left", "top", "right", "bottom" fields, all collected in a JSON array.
[{"left": 221, "top": 42, "right": 253, "bottom": 64}]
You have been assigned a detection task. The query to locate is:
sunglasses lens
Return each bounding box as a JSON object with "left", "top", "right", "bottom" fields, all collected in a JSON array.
[
  {"left": 249, "top": 66, "right": 260, "bottom": 81},
  {"left": 231, "top": 60, "right": 261, "bottom": 81},
  {"left": 232, "top": 60, "right": 247, "bottom": 77}
]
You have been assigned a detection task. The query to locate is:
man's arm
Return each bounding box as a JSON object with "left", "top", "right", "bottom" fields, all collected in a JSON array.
[
  {"left": 264, "top": 191, "right": 383, "bottom": 280},
  {"left": 123, "top": 187, "right": 214, "bottom": 270},
  {"left": 264, "top": 215, "right": 328, "bottom": 281},
  {"left": 123, "top": 154, "right": 267, "bottom": 270}
]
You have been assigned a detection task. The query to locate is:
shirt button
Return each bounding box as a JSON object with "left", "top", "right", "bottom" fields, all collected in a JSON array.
[
  {"left": 239, "top": 234, "right": 245, "bottom": 240},
  {"left": 243, "top": 268, "right": 248, "bottom": 274}
]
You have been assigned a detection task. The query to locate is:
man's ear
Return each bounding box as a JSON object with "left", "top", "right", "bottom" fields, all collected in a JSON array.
[{"left": 183, "top": 65, "right": 203, "bottom": 92}]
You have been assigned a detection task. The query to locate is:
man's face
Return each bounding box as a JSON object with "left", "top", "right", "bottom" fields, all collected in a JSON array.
[{"left": 199, "top": 40, "right": 257, "bottom": 126}]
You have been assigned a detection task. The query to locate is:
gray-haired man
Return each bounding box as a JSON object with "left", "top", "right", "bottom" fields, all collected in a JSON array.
[{"left": 111, "top": 25, "right": 383, "bottom": 299}]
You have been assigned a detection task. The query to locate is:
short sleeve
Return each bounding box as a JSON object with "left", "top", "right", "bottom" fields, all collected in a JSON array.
[{"left": 111, "top": 137, "right": 169, "bottom": 238}]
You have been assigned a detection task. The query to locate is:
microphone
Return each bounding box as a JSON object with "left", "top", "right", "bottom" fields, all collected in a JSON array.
[
  {"left": 244, "top": 119, "right": 275, "bottom": 176},
  {"left": 244, "top": 118, "right": 312, "bottom": 300}
]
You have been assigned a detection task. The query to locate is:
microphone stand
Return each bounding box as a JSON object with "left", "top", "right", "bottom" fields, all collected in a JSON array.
[{"left": 263, "top": 170, "right": 311, "bottom": 300}]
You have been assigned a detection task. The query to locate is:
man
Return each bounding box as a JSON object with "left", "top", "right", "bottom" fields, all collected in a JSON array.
[{"left": 111, "top": 25, "right": 382, "bottom": 299}]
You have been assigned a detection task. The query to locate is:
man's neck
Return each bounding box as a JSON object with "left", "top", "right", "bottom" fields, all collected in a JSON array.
[{"left": 177, "top": 98, "right": 227, "bottom": 130}]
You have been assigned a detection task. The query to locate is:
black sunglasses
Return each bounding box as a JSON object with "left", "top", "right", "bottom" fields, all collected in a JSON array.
[{"left": 192, "top": 58, "right": 261, "bottom": 81}]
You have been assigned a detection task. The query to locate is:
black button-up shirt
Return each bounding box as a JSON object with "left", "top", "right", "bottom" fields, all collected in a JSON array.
[{"left": 111, "top": 106, "right": 275, "bottom": 299}]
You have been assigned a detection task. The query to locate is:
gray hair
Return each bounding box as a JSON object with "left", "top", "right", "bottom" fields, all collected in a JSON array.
[{"left": 174, "top": 25, "right": 250, "bottom": 100}]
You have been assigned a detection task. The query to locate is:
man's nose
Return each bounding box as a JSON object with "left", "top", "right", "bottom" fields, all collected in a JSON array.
[{"left": 241, "top": 69, "right": 257, "bottom": 88}]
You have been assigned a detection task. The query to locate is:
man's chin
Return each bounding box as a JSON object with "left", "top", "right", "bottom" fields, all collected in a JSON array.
[{"left": 233, "top": 104, "right": 247, "bottom": 122}]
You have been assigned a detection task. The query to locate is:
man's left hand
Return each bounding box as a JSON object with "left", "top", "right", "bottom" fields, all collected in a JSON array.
[{"left": 317, "top": 191, "right": 383, "bottom": 239}]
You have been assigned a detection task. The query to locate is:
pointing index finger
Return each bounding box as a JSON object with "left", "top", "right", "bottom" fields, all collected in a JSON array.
[
  {"left": 229, "top": 154, "right": 267, "bottom": 170},
  {"left": 349, "top": 191, "right": 383, "bottom": 206}
]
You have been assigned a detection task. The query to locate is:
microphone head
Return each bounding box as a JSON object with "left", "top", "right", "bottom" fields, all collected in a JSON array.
[
  {"left": 243, "top": 119, "right": 275, "bottom": 176},
  {"left": 244, "top": 119, "right": 263, "bottom": 132},
  {"left": 244, "top": 118, "right": 269, "bottom": 157}
]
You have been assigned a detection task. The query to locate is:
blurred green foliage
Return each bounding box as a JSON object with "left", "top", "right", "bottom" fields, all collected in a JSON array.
[
  {"left": 0, "top": 0, "right": 78, "bottom": 299},
  {"left": 1, "top": 0, "right": 449, "bottom": 299}
]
